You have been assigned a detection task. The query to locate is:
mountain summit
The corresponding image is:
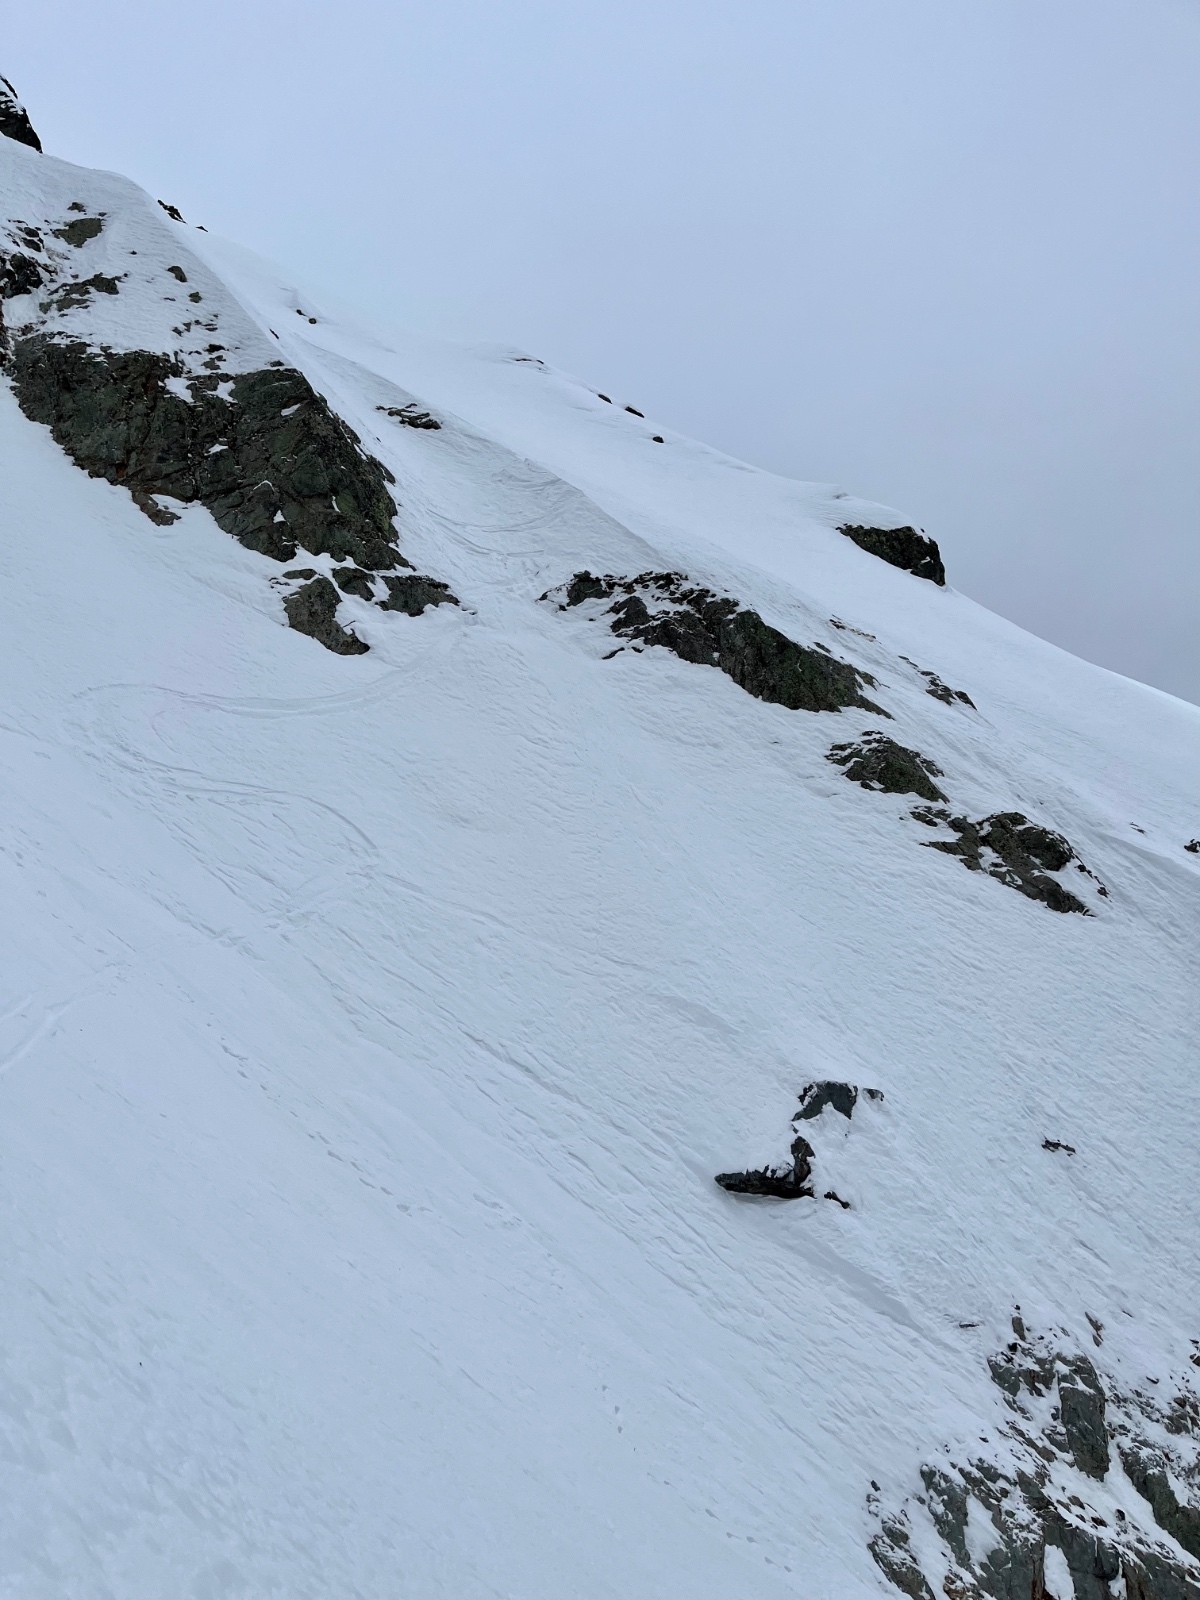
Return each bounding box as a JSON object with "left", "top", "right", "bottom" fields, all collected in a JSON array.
[{"left": 2, "top": 75, "right": 1198, "bottom": 1599}]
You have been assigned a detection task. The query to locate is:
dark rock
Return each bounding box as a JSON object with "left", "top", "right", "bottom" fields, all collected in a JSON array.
[
  {"left": 376, "top": 403, "right": 441, "bottom": 430},
  {"left": 10, "top": 337, "right": 401, "bottom": 568},
  {"left": 0, "top": 75, "right": 41, "bottom": 152},
  {"left": 597, "top": 393, "right": 611, "bottom": 402},
  {"left": 869, "top": 1521, "right": 936, "bottom": 1600},
  {"left": 900, "top": 655, "right": 975, "bottom": 707},
  {"left": 877, "top": 1327, "right": 1200, "bottom": 1600},
  {"left": 1043, "top": 1138, "right": 1076, "bottom": 1155},
  {"left": 333, "top": 566, "right": 377, "bottom": 602},
  {"left": 625, "top": 404, "right": 644, "bottom": 417},
  {"left": 556, "top": 571, "right": 886, "bottom": 716},
  {"left": 1186, "top": 841, "right": 1200, "bottom": 855},
  {"left": 52, "top": 216, "right": 104, "bottom": 248},
  {"left": 1121, "top": 1444, "right": 1200, "bottom": 1560},
  {"left": 717, "top": 1082, "right": 880, "bottom": 1203},
  {"left": 839, "top": 523, "right": 946, "bottom": 586},
  {"left": 716, "top": 1131, "right": 814, "bottom": 1200},
  {"left": 379, "top": 573, "right": 458, "bottom": 616},
  {"left": 1058, "top": 1357, "right": 1110, "bottom": 1479},
  {"left": 9, "top": 334, "right": 458, "bottom": 649},
  {"left": 652, "top": 435, "right": 664, "bottom": 443},
  {"left": 167, "top": 264, "right": 188, "bottom": 282},
  {"left": 283, "top": 577, "right": 369, "bottom": 655},
  {"left": 0, "top": 250, "right": 45, "bottom": 299},
  {"left": 796, "top": 1080, "right": 882, "bottom": 1121},
  {"left": 44, "top": 273, "right": 120, "bottom": 310},
  {"left": 915, "top": 809, "right": 1099, "bottom": 915},
  {"left": 1044, "top": 1512, "right": 1122, "bottom": 1600},
  {"left": 920, "top": 1467, "right": 971, "bottom": 1569},
  {"left": 827, "top": 731, "right": 947, "bottom": 802},
  {"left": 158, "top": 200, "right": 186, "bottom": 222}
]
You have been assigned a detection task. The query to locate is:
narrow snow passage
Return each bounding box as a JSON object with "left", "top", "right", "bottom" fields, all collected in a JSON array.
[{"left": 2, "top": 139, "right": 1199, "bottom": 1598}]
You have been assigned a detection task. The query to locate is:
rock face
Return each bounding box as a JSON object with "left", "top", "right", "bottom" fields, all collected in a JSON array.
[
  {"left": 827, "top": 731, "right": 948, "bottom": 802},
  {"left": 0, "top": 75, "right": 41, "bottom": 153},
  {"left": 281, "top": 575, "right": 370, "bottom": 656},
  {"left": 911, "top": 807, "right": 1103, "bottom": 915},
  {"left": 870, "top": 1322, "right": 1200, "bottom": 1600},
  {"left": 551, "top": 570, "right": 885, "bottom": 715},
  {"left": 838, "top": 523, "right": 946, "bottom": 586},
  {"left": 715, "top": 1081, "right": 882, "bottom": 1204},
  {"left": 8, "top": 335, "right": 457, "bottom": 649}
]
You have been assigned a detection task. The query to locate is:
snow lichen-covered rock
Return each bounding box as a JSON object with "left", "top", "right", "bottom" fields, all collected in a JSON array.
[{"left": 1, "top": 72, "right": 1198, "bottom": 1600}]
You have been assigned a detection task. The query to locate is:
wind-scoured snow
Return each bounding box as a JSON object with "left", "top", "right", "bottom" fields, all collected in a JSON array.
[{"left": 1, "top": 127, "right": 1198, "bottom": 1598}]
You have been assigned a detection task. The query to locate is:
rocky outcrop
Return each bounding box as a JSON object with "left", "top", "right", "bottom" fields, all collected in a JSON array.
[
  {"left": 827, "top": 731, "right": 947, "bottom": 802},
  {"left": 281, "top": 575, "right": 370, "bottom": 655},
  {"left": 715, "top": 1081, "right": 881, "bottom": 1205},
  {"left": 0, "top": 75, "right": 41, "bottom": 153},
  {"left": 550, "top": 571, "right": 886, "bottom": 715},
  {"left": 838, "top": 523, "right": 946, "bottom": 586},
  {"left": 900, "top": 655, "right": 976, "bottom": 708},
  {"left": 8, "top": 334, "right": 457, "bottom": 650},
  {"left": 911, "top": 807, "right": 1104, "bottom": 915},
  {"left": 870, "top": 1322, "right": 1200, "bottom": 1600},
  {"left": 377, "top": 402, "right": 441, "bottom": 430}
]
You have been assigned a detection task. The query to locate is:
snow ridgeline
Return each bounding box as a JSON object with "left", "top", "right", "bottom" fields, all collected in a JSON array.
[{"left": 2, "top": 80, "right": 1199, "bottom": 1599}]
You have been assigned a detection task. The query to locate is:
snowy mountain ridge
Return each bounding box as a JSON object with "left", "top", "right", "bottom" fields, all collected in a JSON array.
[{"left": 1, "top": 82, "right": 1198, "bottom": 1599}]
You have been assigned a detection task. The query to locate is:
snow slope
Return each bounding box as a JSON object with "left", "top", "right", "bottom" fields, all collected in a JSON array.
[{"left": 1, "top": 112, "right": 1198, "bottom": 1599}]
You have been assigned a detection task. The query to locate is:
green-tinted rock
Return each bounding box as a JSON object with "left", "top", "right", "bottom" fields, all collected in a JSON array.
[{"left": 827, "top": 731, "right": 947, "bottom": 802}]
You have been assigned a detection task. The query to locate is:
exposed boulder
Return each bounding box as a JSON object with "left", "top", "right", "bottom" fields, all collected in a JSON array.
[
  {"left": 379, "top": 572, "right": 459, "bottom": 616},
  {"left": 827, "top": 731, "right": 947, "bottom": 802},
  {"left": 376, "top": 402, "right": 441, "bottom": 430},
  {"left": 838, "top": 523, "right": 946, "bottom": 586},
  {"left": 51, "top": 215, "right": 104, "bottom": 247},
  {"left": 911, "top": 807, "right": 1104, "bottom": 915},
  {"left": 795, "top": 1080, "right": 883, "bottom": 1121},
  {"left": 0, "top": 75, "right": 41, "bottom": 152},
  {"left": 282, "top": 576, "right": 369, "bottom": 655},
  {"left": 714, "top": 1131, "right": 815, "bottom": 1199},
  {"left": 551, "top": 570, "right": 886, "bottom": 716},
  {"left": 715, "top": 1081, "right": 881, "bottom": 1204}
]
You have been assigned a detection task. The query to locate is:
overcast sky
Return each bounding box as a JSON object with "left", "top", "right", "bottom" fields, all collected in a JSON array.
[{"left": 9, "top": 0, "right": 1199, "bottom": 702}]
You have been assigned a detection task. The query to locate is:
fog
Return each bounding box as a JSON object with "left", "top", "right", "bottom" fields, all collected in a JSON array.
[{"left": 8, "top": 0, "right": 1199, "bottom": 700}]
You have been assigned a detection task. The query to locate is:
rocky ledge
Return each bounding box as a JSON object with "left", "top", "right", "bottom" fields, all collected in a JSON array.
[
  {"left": 838, "top": 523, "right": 946, "bottom": 586},
  {"left": 911, "top": 808, "right": 1106, "bottom": 915},
  {"left": 548, "top": 570, "right": 886, "bottom": 715}
]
